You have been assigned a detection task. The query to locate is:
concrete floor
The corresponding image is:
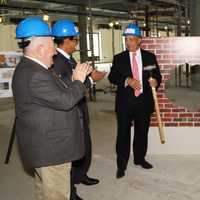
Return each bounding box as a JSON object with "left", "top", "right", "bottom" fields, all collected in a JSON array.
[{"left": 1, "top": 93, "right": 200, "bottom": 200}]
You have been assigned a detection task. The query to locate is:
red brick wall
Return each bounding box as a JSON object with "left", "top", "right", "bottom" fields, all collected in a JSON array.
[{"left": 141, "top": 37, "right": 200, "bottom": 127}]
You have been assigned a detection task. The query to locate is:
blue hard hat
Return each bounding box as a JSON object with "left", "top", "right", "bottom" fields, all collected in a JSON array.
[
  {"left": 16, "top": 17, "right": 52, "bottom": 39},
  {"left": 123, "top": 23, "right": 142, "bottom": 37},
  {"left": 52, "top": 19, "right": 79, "bottom": 37}
]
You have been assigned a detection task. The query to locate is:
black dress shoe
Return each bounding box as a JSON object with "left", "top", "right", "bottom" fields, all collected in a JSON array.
[
  {"left": 80, "top": 176, "right": 100, "bottom": 186},
  {"left": 70, "top": 192, "right": 83, "bottom": 200},
  {"left": 134, "top": 160, "right": 153, "bottom": 169},
  {"left": 116, "top": 169, "right": 125, "bottom": 179}
]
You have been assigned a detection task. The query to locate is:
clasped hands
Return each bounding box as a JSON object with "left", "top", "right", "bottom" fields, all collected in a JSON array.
[
  {"left": 72, "top": 62, "right": 107, "bottom": 83},
  {"left": 72, "top": 63, "right": 93, "bottom": 83},
  {"left": 127, "top": 77, "right": 158, "bottom": 90}
]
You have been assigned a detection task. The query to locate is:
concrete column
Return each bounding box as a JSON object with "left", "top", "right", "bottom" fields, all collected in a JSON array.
[
  {"left": 78, "top": 5, "right": 88, "bottom": 62},
  {"left": 145, "top": 6, "right": 150, "bottom": 37},
  {"left": 190, "top": 0, "right": 200, "bottom": 36},
  {"left": 88, "top": 0, "right": 95, "bottom": 68},
  {"left": 176, "top": 6, "right": 182, "bottom": 36}
]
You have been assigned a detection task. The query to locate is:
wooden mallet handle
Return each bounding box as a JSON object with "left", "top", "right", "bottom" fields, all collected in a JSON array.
[{"left": 151, "top": 86, "right": 165, "bottom": 144}]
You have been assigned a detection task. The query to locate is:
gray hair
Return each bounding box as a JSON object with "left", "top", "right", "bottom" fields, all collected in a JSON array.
[{"left": 24, "top": 37, "right": 48, "bottom": 55}]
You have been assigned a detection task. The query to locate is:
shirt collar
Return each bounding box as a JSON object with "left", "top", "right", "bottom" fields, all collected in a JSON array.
[
  {"left": 56, "top": 48, "right": 71, "bottom": 60},
  {"left": 24, "top": 55, "right": 49, "bottom": 70},
  {"left": 129, "top": 48, "right": 141, "bottom": 57}
]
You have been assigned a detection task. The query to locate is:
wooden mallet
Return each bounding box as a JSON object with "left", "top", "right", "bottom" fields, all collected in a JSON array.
[{"left": 144, "top": 66, "right": 165, "bottom": 144}]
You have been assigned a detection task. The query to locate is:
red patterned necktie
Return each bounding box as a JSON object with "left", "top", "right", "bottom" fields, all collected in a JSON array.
[{"left": 131, "top": 52, "right": 141, "bottom": 97}]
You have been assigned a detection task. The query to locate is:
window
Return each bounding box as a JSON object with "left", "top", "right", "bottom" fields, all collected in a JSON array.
[{"left": 87, "top": 32, "right": 100, "bottom": 59}]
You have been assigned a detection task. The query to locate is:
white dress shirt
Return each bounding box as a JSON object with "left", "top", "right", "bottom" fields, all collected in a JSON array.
[
  {"left": 24, "top": 55, "right": 49, "bottom": 70},
  {"left": 56, "top": 48, "right": 71, "bottom": 60}
]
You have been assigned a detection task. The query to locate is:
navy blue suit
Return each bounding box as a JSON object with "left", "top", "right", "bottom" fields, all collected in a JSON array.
[{"left": 52, "top": 51, "right": 92, "bottom": 185}]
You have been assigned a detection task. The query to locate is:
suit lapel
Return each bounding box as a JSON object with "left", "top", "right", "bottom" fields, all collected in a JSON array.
[
  {"left": 56, "top": 51, "right": 74, "bottom": 76},
  {"left": 141, "top": 49, "right": 149, "bottom": 67},
  {"left": 123, "top": 50, "right": 132, "bottom": 76}
]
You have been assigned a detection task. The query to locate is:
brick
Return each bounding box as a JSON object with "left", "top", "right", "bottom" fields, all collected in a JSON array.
[
  {"left": 148, "top": 45, "right": 162, "bottom": 49},
  {"left": 157, "top": 94, "right": 164, "bottom": 98},
  {"left": 162, "top": 118, "right": 172, "bottom": 122},
  {"left": 141, "top": 44, "right": 148, "bottom": 49},
  {"left": 157, "top": 59, "right": 171, "bottom": 64},
  {"left": 174, "top": 118, "right": 187, "bottom": 122},
  {"left": 158, "top": 104, "right": 164, "bottom": 108},
  {"left": 172, "top": 108, "right": 186, "bottom": 112},
  {"left": 150, "top": 122, "right": 158, "bottom": 126},
  {"left": 158, "top": 98, "right": 170, "bottom": 103},
  {"left": 194, "top": 123, "right": 200, "bottom": 127},
  {"left": 188, "top": 118, "right": 200, "bottom": 122},
  {"left": 151, "top": 117, "right": 158, "bottom": 122},
  {"left": 165, "top": 103, "right": 175, "bottom": 108},
  {"left": 162, "top": 44, "right": 173, "bottom": 49},
  {"left": 163, "top": 55, "right": 177, "bottom": 59},
  {"left": 161, "top": 69, "right": 171, "bottom": 74},
  {"left": 172, "top": 59, "right": 185, "bottom": 64},
  {"left": 155, "top": 55, "right": 162, "bottom": 59},
  {"left": 162, "top": 75, "right": 170, "bottom": 80},
  {"left": 146, "top": 49, "right": 156, "bottom": 54},
  {"left": 179, "top": 113, "right": 193, "bottom": 118},
  {"left": 156, "top": 50, "right": 170, "bottom": 54},
  {"left": 164, "top": 113, "right": 178, "bottom": 118},
  {"left": 179, "top": 123, "right": 193, "bottom": 126},
  {"left": 170, "top": 49, "right": 180, "bottom": 54},
  {"left": 161, "top": 64, "right": 174, "bottom": 69},
  {"left": 194, "top": 113, "right": 200, "bottom": 117},
  {"left": 156, "top": 39, "right": 171, "bottom": 44},
  {"left": 158, "top": 84, "right": 165, "bottom": 89},
  {"left": 164, "top": 122, "right": 178, "bottom": 126},
  {"left": 160, "top": 108, "right": 172, "bottom": 112},
  {"left": 142, "top": 39, "right": 154, "bottom": 44}
]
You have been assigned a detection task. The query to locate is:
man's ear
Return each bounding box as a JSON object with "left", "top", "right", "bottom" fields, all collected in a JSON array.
[
  {"left": 37, "top": 44, "right": 44, "bottom": 55},
  {"left": 138, "top": 37, "right": 142, "bottom": 46}
]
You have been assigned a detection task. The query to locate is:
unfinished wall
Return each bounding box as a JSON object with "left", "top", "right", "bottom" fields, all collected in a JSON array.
[{"left": 141, "top": 37, "right": 200, "bottom": 127}]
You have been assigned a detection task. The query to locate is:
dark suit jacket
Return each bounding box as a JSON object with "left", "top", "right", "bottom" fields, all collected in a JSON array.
[
  {"left": 12, "top": 57, "right": 86, "bottom": 168},
  {"left": 52, "top": 51, "right": 90, "bottom": 126},
  {"left": 108, "top": 49, "right": 162, "bottom": 114}
]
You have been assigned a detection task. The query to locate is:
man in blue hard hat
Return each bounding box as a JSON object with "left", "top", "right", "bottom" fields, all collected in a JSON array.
[
  {"left": 12, "top": 17, "right": 92, "bottom": 200},
  {"left": 108, "top": 23, "right": 162, "bottom": 178},
  {"left": 52, "top": 19, "right": 106, "bottom": 200}
]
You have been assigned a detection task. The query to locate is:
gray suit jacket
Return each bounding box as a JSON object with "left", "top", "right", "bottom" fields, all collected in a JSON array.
[{"left": 12, "top": 57, "right": 86, "bottom": 168}]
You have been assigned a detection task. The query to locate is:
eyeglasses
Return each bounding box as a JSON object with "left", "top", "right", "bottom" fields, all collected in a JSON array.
[{"left": 71, "top": 38, "right": 79, "bottom": 43}]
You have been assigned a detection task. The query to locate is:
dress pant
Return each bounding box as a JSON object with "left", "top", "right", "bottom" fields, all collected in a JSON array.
[
  {"left": 35, "top": 162, "right": 71, "bottom": 200},
  {"left": 71, "top": 123, "right": 92, "bottom": 184},
  {"left": 116, "top": 99, "right": 151, "bottom": 171}
]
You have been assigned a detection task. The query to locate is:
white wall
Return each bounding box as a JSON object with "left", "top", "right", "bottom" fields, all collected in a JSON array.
[
  {"left": 113, "top": 29, "right": 123, "bottom": 55},
  {"left": 99, "top": 28, "right": 123, "bottom": 62},
  {"left": 131, "top": 127, "right": 200, "bottom": 154},
  {"left": 0, "top": 24, "right": 18, "bottom": 51},
  {"left": 99, "top": 29, "right": 113, "bottom": 62}
]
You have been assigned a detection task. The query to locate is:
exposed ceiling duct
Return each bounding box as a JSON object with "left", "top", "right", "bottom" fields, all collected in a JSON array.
[{"left": 0, "top": 0, "right": 191, "bottom": 32}]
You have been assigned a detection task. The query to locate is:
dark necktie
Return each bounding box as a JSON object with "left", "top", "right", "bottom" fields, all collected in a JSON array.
[{"left": 69, "top": 56, "right": 77, "bottom": 70}]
